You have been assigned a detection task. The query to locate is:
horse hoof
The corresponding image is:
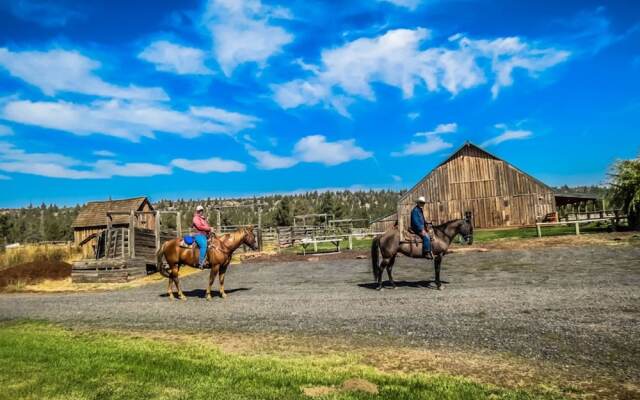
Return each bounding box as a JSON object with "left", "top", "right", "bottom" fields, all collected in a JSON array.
[
  {"left": 169, "top": 296, "right": 175, "bottom": 301},
  {"left": 206, "top": 295, "right": 212, "bottom": 301},
  {"left": 180, "top": 295, "right": 187, "bottom": 301},
  {"left": 376, "top": 286, "right": 382, "bottom": 291},
  {"left": 437, "top": 285, "right": 444, "bottom": 291},
  {"left": 221, "top": 293, "right": 227, "bottom": 299}
]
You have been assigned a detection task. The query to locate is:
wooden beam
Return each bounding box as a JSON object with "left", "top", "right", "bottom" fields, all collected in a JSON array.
[
  {"left": 129, "top": 211, "right": 135, "bottom": 258},
  {"left": 154, "top": 210, "right": 160, "bottom": 251}
]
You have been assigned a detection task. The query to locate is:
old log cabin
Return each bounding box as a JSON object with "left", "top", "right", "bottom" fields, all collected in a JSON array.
[{"left": 72, "top": 197, "right": 156, "bottom": 258}]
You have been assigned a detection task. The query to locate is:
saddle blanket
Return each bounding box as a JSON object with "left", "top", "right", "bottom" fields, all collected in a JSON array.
[{"left": 179, "top": 235, "right": 195, "bottom": 248}]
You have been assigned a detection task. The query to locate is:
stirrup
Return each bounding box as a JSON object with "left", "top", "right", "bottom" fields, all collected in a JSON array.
[{"left": 424, "top": 251, "right": 434, "bottom": 260}]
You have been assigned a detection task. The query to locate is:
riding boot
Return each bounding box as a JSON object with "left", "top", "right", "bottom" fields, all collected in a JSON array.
[{"left": 424, "top": 250, "right": 434, "bottom": 260}]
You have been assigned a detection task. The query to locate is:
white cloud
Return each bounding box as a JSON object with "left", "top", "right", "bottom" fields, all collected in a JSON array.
[
  {"left": 1, "top": 99, "right": 258, "bottom": 142},
  {"left": 171, "top": 157, "right": 246, "bottom": 173},
  {"left": 0, "top": 124, "right": 14, "bottom": 136},
  {"left": 246, "top": 146, "right": 298, "bottom": 169},
  {"left": 203, "top": 0, "right": 293, "bottom": 75},
  {"left": 392, "top": 135, "right": 453, "bottom": 156},
  {"left": 481, "top": 128, "right": 532, "bottom": 147},
  {"left": 415, "top": 122, "right": 457, "bottom": 137},
  {"left": 138, "top": 40, "right": 213, "bottom": 75},
  {"left": 407, "top": 112, "right": 420, "bottom": 120},
  {"left": 378, "top": 0, "right": 421, "bottom": 10},
  {"left": 391, "top": 174, "right": 402, "bottom": 182},
  {"left": 272, "top": 28, "right": 569, "bottom": 115},
  {"left": 0, "top": 142, "right": 171, "bottom": 179},
  {"left": 247, "top": 135, "right": 372, "bottom": 169},
  {"left": 0, "top": 48, "right": 168, "bottom": 101},
  {"left": 93, "top": 150, "right": 115, "bottom": 157},
  {"left": 294, "top": 135, "right": 373, "bottom": 165},
  {"left": 0, "top": 174, "right": 10, "bottom": 180},
  {"left": 393, "top": 122, "right": 457, "bottom": 156}
]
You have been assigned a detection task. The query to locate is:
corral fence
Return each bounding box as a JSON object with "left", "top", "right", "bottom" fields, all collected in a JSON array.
[{"left": 263, "top": 225, "right": 384, "bottom": 252}]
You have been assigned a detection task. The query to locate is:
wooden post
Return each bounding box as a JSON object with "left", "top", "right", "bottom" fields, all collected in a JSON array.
[
  {"left": 536, "top": 223, "right": 542, "bottom": 238},
  {"left": 154, "top": 211, "right": 161, "bottom": 251},
  {"left": 129, "top": 210, "right": 135, "bottom": 258},
  {"left": 348, "top": 234, "right": 353, "bottom": 249},
  {"left": 313, "top": 232, "right": 318, "bottom": 253},
  {"left": 257, "top": 207, "right": 263, "bottom": 251},
  {"left": 575, "top": 221, "right": 580, "bottom": 235},
  {"left": 216, "top": 209, "right": 221, "bottom": 234},
  {"left": 176, "top": 211, "right": 182, "bottom": 237}
]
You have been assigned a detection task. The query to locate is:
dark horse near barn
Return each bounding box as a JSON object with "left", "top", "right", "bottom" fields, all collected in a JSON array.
[{"left": 371, "top": 216, "right": 474, "bottom": 290}]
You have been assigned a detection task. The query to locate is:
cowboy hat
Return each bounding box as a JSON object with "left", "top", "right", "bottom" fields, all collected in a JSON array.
[
  {"left": 416, "top": 196, "right": 426, "bottom": 203},
  {"left": 196, "top": 205, "right": 204, "bottom": 211}
]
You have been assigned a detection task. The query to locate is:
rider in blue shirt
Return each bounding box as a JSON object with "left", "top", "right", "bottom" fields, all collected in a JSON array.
[{"left": 410, "top": 196, "right": 434, "bottom": 259}]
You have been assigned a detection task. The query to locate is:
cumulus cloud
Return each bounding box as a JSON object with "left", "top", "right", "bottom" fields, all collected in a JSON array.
[
  {"left": 247, "top": 134, "right": 372, "bottom": 169},
  {"left": 481, "top": 126, "right": 532, "bottom": 147},
  {"left": 0, "top": 142, "right": 171, "bottom": 179},
  {"left": 0, "top": 48, "right": 168, "bottom": 101},
  {"left": 378, "top": 0, "right": 422, "bottom": 10},
  {"left": 1, "top": 99, "right": 258, "bottom": 142},
  {"left": 272, "top": 28, "right": 569, "bottom": 115},
  {"left": 392, "top": 135, "right": 453, "bottom": 156},
  {"left": 414, "top": 122, "right": 457, "bottom": 137},
  {"left": 203, "top": 0, "right": 293, "bottom": 75},
  {"left": 171, "top": 157, "right": 246, "bottom": 173},
  {"left": 138, "top": 40, "right": 213, "bottom": 75},
  {"left": 393, "top": 122, "right": 457, "bottom": 156}
]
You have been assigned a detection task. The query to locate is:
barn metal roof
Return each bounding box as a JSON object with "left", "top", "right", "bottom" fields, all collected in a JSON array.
[{"left": 72, "top": 197, "right": 153, "bottom": 228}]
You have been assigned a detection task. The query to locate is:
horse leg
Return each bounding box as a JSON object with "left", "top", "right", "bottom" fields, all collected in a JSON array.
[
  {"left": 171, "top": 266, "right": 186, "bottom": 300},
  {"left": 219, "top": 262, "right": 230, "bottom": 299},
  {"left": 377, "top": 259, "right": 388, "bottom": 290},
  {"left": 434, "top": 255, "right": 443, "bottom": 290},
  {"left": 206, "top": 264, "right": 219, "bottom": 301},
  {"left": 167, "top": 273, "right": 175, "bottom": 300},
  {"left": 387, "top": 255, "right": 397, "bottom": 289}
]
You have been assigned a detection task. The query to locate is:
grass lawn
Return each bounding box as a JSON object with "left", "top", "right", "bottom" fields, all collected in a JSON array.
[{"left": 0, "top": 321, "right": 564, "bottom": 400}]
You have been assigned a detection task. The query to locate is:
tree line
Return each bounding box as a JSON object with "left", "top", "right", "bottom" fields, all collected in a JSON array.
[{"left": 1, "top": 171, "right": 638, "bottom": 246}]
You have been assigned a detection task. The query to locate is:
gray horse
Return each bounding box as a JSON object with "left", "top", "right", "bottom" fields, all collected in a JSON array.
[{"left": 371, "top": 216, "right": 474, "bottom": 290}]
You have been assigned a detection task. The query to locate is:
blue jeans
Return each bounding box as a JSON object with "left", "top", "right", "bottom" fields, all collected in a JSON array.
[
  {"left": 421, "top": 234, "right": 431, "bottom": 254},
  {"left": 194, "top": 234, "right": 207, "bottom": 265}
]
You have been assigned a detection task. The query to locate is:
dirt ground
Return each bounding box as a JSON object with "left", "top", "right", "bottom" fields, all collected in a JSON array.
[{"left": 0, "top": 237, "right": 639, "bottom": 398}]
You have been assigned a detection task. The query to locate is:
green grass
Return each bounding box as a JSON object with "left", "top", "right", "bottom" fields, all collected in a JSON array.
[{"left": 0, "top": 322, "right": 564, "bottom": 400}]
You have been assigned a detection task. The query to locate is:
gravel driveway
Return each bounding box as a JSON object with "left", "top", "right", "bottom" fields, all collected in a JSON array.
[{"left": 1, "top": 244, "right": 639, "bottom": 381}]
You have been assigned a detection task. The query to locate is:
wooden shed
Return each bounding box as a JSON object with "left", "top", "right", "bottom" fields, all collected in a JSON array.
[
  {"left": 397, "top": 142, "right": 556, "bottom": 231},
  {"left": 72, "top": 197, "right": 156, "bottom": 258}
]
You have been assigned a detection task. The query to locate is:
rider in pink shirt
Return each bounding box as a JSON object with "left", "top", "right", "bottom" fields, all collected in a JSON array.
[{"left": 192, "top": 205, "right": 212, "bottom": 268}]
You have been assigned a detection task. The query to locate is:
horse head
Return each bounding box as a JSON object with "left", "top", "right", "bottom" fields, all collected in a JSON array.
[
  {"left": 460, "top": 214, "right": 474, "bottom": 245},
  {"left": 242, "top": 225, "right": 259, "bottom": 251}
]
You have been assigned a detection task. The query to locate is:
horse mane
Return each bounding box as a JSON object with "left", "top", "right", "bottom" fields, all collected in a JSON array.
[{"left": 433, "top": 218, "right": 465, "bottom": 232}]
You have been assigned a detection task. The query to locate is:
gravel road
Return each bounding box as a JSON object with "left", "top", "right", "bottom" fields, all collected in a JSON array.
[{"left": 1, "top": 244, "right": 639, "bottom": 381}]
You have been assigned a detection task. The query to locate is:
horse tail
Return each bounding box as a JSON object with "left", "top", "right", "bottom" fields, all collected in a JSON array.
[
  {"left": 156, "top": 242, "right": 169, "bottom": 278},
  {"left": 371, "top": 236, "right": 381, "bottom": 280}
]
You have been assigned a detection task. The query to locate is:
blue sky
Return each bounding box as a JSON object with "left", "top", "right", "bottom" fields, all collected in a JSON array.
[{"left": 0, "top": 0, "right": 638, "bottom": 207}]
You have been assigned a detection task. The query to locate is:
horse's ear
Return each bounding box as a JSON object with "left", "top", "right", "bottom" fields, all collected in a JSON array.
[{"left": 246, "top": 225, "right": 254, "bottom": 232}]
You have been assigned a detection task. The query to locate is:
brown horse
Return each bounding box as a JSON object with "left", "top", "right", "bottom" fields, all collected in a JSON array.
[
  {"left": 371, "top": 217, "right": 473, "bottom": 290},
  {"left": 156, "top": 226, "right": 258, "bottom": 300}
]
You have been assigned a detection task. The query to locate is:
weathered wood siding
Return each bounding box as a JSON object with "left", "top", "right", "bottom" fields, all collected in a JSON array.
[
  {"left": 370, "top": 213, "right": 397, "bottom": 233},
  {"left": 399, "top": 144, "right": 555, "bottom": 230}
]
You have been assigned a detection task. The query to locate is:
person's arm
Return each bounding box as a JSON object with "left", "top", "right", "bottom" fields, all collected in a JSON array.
[{"left": 411, "top": 208, "right": 425, "bottom": 233}]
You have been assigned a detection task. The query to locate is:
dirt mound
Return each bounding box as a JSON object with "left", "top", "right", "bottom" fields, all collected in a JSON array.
[
  {"left": 342, "top": 378, "right": 378, "bottom": 394},
  {"left": 0, "top": 260, "right": 71, "bottom": 290}
]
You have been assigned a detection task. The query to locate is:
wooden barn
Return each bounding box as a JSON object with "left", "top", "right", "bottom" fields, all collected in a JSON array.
[
  {"left": 370, "top": 213, "right": 397, "bottom": 233},
  {"left": 72, "top": 197, "right": 156, "bottom": 258},
  {"left": 397, "top": 142, "right": 556, "bottom": 231}
]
